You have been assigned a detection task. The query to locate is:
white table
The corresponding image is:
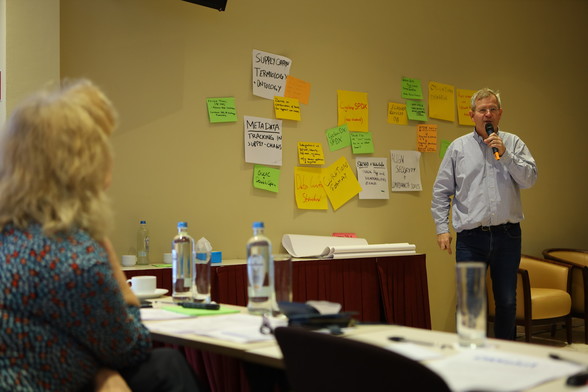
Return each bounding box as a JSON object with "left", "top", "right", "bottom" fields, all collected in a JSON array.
[{"left": 144, "top": 305, "right": 588, "bottom": 392}]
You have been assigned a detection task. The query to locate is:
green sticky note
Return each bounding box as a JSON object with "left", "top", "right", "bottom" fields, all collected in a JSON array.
[
  {"left": 440, "top": 140, "right": 451, "bottom": 159},
  {"left": 325, "top": 124, "right": 351, "bottom": 151},
  {"left": 350, "top": 132, "right": 374, "bottom": 154},
  {"left": 401, "top": 77, "right": 423, "bottom": 100},
  {"left": 253, "top": 164, "right": 280, "bottom": 193},
  {"left": 406, "top": 100, "right": 427, "bottom": 121},
  {"left": 162, "top": 306, "right": 241, "bottom": 316},
  {"left": 206, "top": 97, "right": 237, "bottom": 123}
]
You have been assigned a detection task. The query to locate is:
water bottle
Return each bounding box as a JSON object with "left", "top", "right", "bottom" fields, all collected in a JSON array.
[
  {"left": 194, "top": 237, "right": 212, "bottom": 303},
  {"left": 246, "top": 221, "right": 274, "bottom": 314},
  {"left": 172, "top": 222, "right": 195, "bottom": 302},
  {"left": 136, "top": 220, "right": 150, "bottom": 265}
]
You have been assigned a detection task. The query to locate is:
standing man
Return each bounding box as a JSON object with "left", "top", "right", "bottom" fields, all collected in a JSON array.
[{"left": 431, "top": 88, "right": 537, "bottom": 340}]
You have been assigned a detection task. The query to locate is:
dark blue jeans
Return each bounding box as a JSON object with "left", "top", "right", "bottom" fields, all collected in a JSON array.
[{"left": 456, "top": 223, "right": 522, "bottom": 340}]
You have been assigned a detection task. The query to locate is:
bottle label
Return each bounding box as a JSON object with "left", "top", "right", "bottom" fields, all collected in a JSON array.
[{"left": 248, "top": 254, "right": 266, "bottom": 290}]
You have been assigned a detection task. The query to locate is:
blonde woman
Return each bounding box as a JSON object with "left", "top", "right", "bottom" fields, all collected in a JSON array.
[{"left": 0, "top": 80, "right": 204, "bottom": 392}]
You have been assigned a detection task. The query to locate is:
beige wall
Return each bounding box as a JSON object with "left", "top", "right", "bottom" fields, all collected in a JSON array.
[
  {"left": 59, "top": 0, "right": 588, "bottom": 332},
  {"left": 5, "top": 0, "right": 60, "bottom": 114}
]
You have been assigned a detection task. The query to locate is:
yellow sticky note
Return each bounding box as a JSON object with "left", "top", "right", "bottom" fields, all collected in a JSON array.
[
  {"left": 321, "top": 156, "right": 362, "bottom": 210},
  {"left": 457, "top": 89, "right": 476, "bottom": 126},
  {"left": 294, "top": 167, "right": 328, "bottom": 210},
  {"left": 285, "top": 76, "right": 311, "bottom": 105},
  {"left": 387, "top": 102, "right": 408, "bottom": 125},
  {"left": 428, "top": 81, "right": 455, "bottom": 122},
  {"left": 274, "top": 96, "right": 301, "bottom": 121},
  {"left": 337, "top": 90, "right": 369, "bottom": 132},
  {"left": 417, "top": 124, "right": 438, "bottom": 152},
  {"left": 298, "top": 142, "right": 325, "bottom": 165}
]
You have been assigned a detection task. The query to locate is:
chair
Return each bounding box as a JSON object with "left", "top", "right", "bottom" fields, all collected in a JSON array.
[
  {"left": 274, "top": 326, "right": 451, "bottom": 392},
  {"left": 487, "top": 255, "right": 573, "bottom": 343},
  {"left": 542, "top": 248, "right": 588, "bottom": 343}
]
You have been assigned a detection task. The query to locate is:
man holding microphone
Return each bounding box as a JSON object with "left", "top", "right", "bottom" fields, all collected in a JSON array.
[{"left": 431, "top": 88, "right": 538, "bottom": 340}]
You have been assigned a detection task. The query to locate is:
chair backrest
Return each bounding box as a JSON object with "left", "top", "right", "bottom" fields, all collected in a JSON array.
[
  {"left": 543, "top": 248, "right": 587, "bottom": 313},
  {"left": 274, "top": 326, "right": 451, "bottom": 392}
]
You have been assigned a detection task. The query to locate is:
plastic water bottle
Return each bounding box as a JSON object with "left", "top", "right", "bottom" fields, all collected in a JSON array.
[
  {"left": 136, "top": 220, "right": 150, "bottom": 265},
  {"left": 246, "top": 221, "right": 274, "bottom": 314},
  {"left": 194, "top": 237, "right": 212, "bottom": 303},
  {"left": 172, "top": 222, "right": 195, "bottom": 302}
]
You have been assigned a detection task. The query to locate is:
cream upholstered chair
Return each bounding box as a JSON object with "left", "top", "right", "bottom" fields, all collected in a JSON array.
[
  {"left": 487, "top": 255, "right": 572, "bottom": 343},
  {"left": 543, "top": 248, "right": 588, "bottom": 343}
]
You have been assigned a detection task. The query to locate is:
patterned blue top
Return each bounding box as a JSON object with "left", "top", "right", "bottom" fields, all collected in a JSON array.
[{"left": 0, "top": 223, "right": 152, "bottom": 391}]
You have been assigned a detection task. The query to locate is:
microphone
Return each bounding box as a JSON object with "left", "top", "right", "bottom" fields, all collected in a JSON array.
[{"left": 485, "top": 123, "right": 501, "bottom": 160}]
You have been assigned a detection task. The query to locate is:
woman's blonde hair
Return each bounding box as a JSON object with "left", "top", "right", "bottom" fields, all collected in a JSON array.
[{"left": 0, "top": 79, "right": 117, "bottom": 240}]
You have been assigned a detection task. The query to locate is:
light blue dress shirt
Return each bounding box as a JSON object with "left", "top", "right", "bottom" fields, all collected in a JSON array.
[{"left": 431, "top": 129, "right": 537, "bottom": 234}]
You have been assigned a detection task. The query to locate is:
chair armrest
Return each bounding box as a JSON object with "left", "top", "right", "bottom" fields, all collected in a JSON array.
[{"left": 543, "top": 249, "right": 588, "bottom": 268}]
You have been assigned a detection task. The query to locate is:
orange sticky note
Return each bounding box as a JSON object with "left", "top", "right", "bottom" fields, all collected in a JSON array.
[
  {"left": 285, "top": 76, "right": 311, "bottom": 105},
  {"left": 417, "top": 124, "right": 437, "bottom": 152}
]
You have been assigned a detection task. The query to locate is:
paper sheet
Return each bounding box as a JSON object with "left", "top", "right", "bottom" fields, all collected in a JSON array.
[
  {"left": 320, "top": 243, "right": 416, "bottom": 258},
  {"left": 425, "top": 348, "right": 584, "bottom": 392},
  {"left": 282, "top": 234, "right": 368, "bottom": 258},
  {"left": 147, "top": 313, "right": 287, "bottom": 344}
]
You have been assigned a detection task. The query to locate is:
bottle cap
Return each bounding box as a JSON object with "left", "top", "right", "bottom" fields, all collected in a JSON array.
[
  {"left": 252, "top": 221, "right": 264, "bottom": 229},
  {"left": 177, "top": 221, "right": 188, "bottom": 228}
]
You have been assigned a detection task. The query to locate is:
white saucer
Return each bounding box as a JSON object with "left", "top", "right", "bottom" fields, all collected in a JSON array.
[{"left": 134, "top": 288, "right": 168, "bottom": 299}]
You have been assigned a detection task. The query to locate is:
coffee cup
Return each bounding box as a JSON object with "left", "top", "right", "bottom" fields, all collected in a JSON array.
[
  {"left": 127, "top": 275, "right": 156, "bottom": 294},
  {"left": 121, "top": 254, "right": 137, "bottom": 267}
]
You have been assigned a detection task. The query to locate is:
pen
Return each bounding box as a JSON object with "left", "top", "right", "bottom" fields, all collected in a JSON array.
[
  {"left": 550, "top": 353, "right": 588, "bottom": 386},
  {"left": 388, "top": 336, "right": 435, "bottom": 346},
  {"left": 180, "top": 302, "right": 220, "bottom": 310},
  {"left": 549, "top": 353, "right": 585, "bottom": 367}
]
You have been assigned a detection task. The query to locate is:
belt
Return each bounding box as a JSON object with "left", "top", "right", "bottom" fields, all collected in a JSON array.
[{"left": 476, "top": 222, "right": 519, "bottom": 232}]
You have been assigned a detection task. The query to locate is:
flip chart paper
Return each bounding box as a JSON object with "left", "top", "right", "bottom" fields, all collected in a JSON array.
[
  {"left": 253, "top": 164, "right": 280, "bottom": 193},
  {"left": 401, "top": 77, "right": 423, "bottom": 100},
  {"left": 390, "top": 150, "right": 422, "bottom": 192},
  {"left": 285, "top": 75, "right": 311, "bottom": 105},
  {"left": 244, "top": 116, "right": 283, "bottom": 166},
  {"left": 356, "top": 157, "right": 389, "bottom": 200},
  {"left": 274, "top": 96, "right": 301, "bottom": 121},
  {"left": 252, "top": 49, "right": 292, "bottom": 100},
  {"left": 325, "top": 124, "right": 350, "bottom": 151},
  {"left": 350, "top": 132, "right": 374, "bottom": 154},
  {"left": 337, "top": 90, "right": 369, "bottom": 132},
  {"left": 406, "top": 100, "right": 427, "bottom": 121},
  {"left": 428, "top": 81, "right": 455, "bottom": 122},
  {"left": 294, "top": 167, "right": 328, "bottom": 210},
  {"left": 281, "top": 234, "right": 368, "bottom": 258},
  {"left": 417, "top": 124, "right": 437, "bottom": 152},
  {"left": 322, "top": 156, "right": 362, "bottom": 210},
  {"left": 297, "top": 142, "right": 325, "bottom": 165},
  {"left": 457, "top": 88, "right": 476, "bottom": 126},
  {"left": 387, "top": 102, "right": 408, "bottom": 125},
  {"left": 206, "top": 97, "right": 237, "bottom": 123}
]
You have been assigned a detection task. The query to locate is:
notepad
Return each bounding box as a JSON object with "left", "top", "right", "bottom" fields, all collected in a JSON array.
[{"left": 162, "top": 306, "right": 240, "bottom": 317}]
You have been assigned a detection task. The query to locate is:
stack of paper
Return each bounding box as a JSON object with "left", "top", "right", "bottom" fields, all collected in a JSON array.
[
  {"left": 282, "top": 234, "right": 368, "bottom": 258},
  {"left": 281, "top": 234, "right": 416, "bottom": 259},
  {"left": 320, "top": 243, "right": 416, "bottom": 259}
]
